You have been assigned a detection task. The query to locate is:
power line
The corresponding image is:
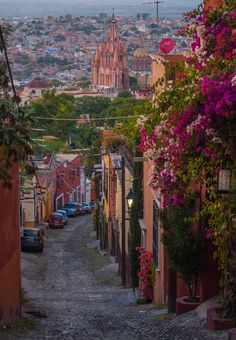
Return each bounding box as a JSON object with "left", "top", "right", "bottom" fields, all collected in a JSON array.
[{"left": 35, "top": 115, "right": 140, "bottom": 122}]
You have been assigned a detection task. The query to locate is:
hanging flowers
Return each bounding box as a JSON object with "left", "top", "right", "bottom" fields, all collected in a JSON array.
[{"left": 137, "top": 0, "right": 236, "bottom": 207}]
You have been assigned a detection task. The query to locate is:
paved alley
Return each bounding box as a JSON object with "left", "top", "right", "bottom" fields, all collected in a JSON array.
[{"left": 8, "top": 215, "right": 227, "bottom": 340}]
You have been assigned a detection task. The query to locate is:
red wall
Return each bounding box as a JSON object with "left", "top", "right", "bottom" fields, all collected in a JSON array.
[
  {"left": 56, "top": 156, "right": 81, "bottom": 205},
  {"left": 0, "top": 164, "right": 21, "bottom": 324}
]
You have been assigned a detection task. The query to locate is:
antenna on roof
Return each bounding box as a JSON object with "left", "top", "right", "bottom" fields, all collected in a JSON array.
[{"left": 142, "top": 1, "right": 165, "bottom": 51}]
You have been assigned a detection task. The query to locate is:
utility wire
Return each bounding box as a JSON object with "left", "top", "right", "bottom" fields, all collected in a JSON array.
[{"left": 35, "top": 115, "right": 140, "bottom": 122}]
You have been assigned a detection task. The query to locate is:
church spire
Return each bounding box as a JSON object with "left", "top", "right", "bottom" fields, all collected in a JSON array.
[{"left": 109, "top": 13, "right": 119, "bottom": 45}]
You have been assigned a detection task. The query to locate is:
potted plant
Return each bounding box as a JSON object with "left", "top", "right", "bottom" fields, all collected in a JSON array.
[{"left": 161, "top": 195, "right": 204, "bottom": 314}]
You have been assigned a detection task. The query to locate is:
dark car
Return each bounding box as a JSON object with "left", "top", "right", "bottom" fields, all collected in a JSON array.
[
  {"left": 21, "top": 228, "right": 44, "bottom": 252},
  {"left": 48, "top": 213, "right": 64, "bottom": 228},
  {"left": 89, "top": 201, "right": 96, "bottom": 209}
]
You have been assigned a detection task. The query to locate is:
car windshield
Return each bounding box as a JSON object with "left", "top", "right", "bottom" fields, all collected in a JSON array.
[
  {"left": 65, "top": 203, "right": 76, "bottom": 208},
  {"left": 82, "top": 202, "right": 89, "bottom": 206},
  {"left": 57, "top": 210, "right": 66, "bottom": 215},
  {"left": 24, "top": 230, "right": 39, "bottom": 237}
]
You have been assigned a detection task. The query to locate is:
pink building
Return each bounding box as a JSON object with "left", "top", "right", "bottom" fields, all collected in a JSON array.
[
  {"left": 141, "top": 158, "right": 220, "bottom": 309},
  {"left": 91, "top": 14, "right": 129, "bottom": 90}
]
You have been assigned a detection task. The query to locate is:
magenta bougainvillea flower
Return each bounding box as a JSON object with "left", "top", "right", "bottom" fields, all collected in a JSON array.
[{"left": 137, "top": 0, "right": 236, "bottom": 207}]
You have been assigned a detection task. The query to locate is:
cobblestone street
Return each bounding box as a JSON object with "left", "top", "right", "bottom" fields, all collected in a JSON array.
[{"left": 8, "top": 215, "right": 228, "bottom": 340}]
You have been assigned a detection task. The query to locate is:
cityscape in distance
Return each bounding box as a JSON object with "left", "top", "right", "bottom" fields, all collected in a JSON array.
[{"left": 1, "top": 12, "right": 192, "bottom": 88}]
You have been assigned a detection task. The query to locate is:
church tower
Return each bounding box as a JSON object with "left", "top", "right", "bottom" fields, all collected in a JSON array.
[{"left": 92, "top": 14, "right": 129, "bottom": 91}]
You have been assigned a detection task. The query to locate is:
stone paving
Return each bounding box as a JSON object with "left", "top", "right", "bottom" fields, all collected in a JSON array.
[{"left": 4, "top": 215, "right": 229, "bottom": 339}]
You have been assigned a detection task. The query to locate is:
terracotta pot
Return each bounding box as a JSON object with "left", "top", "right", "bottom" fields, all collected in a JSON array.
[
  {"left": 207, "top": 306, "right": 235, "bottom": 331},
  {"left": 176, "top": 296, "right": 201, "bottom": 315},
  {"left": 228, "top": 328, "right": 236, "bottom": 340}
]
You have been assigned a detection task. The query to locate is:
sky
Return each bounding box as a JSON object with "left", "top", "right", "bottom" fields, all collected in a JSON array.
[{"left": 0, "top": 0, "right": 203, "bottom": 18}]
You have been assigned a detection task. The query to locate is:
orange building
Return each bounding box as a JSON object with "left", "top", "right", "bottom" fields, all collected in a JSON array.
[
  {"left": 141, "top": 0, "right": 225, "bottom": 312},
  {"left": 0, "top": 164, "right": 21, "bottom": 324},
  {"left": 91, "top": 14, "right": 129, "bottom": 90},
  {"left": 150, "top": 54, "right": 185, "bottom": 89}
]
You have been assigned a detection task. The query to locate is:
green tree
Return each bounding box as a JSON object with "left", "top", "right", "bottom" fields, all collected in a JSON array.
[
  {"left": 129, "top": 76, "right": 140, "bottom": 91},
  {"left": 29, "top": 90, "right": 76, "bottom": 141},
  {"left": 161, "top": 197, "right": 204, "bottom": 301},
  {"left": 117, "top": 91, "right": 132, "bottom": 98},
  {"left": 75, "top": 96, "right": 111, "bottom": 118},
  {"left": 101, "top": 97, "right": 149, "bottom": 128},
  {"left": 0, "top": 25, "right": 33, "bottom": 186},
  {"left": 74, "top": 124, "right": 100, "bottom": 148}
]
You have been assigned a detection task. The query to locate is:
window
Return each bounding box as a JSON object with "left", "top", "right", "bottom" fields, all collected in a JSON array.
[
  {"left": 153, "top": 201, "right": 159, "bottom": 268},
  {"left": 104, "top": 170, "right": 108, "bottom": 201}
]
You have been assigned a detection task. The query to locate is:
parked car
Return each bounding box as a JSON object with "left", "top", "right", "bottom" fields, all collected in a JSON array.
[
  {"left": 62, "top": 202, "right": 79, "bottom": 217},
  {"left": 55, "top": 209, "right": 68, "bottom": 225},
  {"left": 21, "top": 228, "right": 44, "bottom": 252},
  {"left": 47, "top": 212, "right": 64, "bottom": 229},
  {"left": 81, "top": 202, "right": 92, "bottom": 214},
  {"left": 78, "top": 203, "right": 86, "bottom": 215},
  {"left": 89, "top": 201, "right": 96, "bottom": 209}
]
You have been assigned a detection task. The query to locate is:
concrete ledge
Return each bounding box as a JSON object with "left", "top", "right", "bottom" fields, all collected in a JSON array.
[{"left": 207, "top": 307, "right": 234, "bottom": 331}]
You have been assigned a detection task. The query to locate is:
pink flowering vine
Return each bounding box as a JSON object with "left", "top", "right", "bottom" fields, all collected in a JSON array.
[
  {"left": 137, "top": 0, "right": 236, "bottom": 207},
  {"left": 136, "top": 246, "right": 155, "bottom": 301}
]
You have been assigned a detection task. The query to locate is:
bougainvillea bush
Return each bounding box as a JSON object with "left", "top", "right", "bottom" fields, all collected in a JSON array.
[
  {"left": 137, "top": 0, "right": 236, "bottom": 319},
  {"left": 136, "top": 246, "right": 155, "bottom": 302}
]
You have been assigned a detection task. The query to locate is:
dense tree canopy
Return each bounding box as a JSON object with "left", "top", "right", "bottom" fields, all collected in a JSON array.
[{"left": 29, "top": 92, "right": 149, "bottom": 154}]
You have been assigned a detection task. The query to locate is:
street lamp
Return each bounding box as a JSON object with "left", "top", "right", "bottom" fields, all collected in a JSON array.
[
  {"left": 126, "top": 188, "right": 134, "bottom": 213},
  {"left": 217, "top": 169, "right": 232, "bottom": 194}
]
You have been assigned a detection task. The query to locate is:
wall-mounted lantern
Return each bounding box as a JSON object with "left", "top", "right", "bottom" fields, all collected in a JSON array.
[{"left": 126, "top": 188, "right": 134, "bottom": 213}]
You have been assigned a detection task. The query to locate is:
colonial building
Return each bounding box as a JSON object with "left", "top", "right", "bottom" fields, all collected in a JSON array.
[
  {"left": 130, "top": 47, "right": 152, "bottom": 86},
  {"left": 91, "top": 14, "right": 129, "bottom": 91},
  {"left": 55, "top": 154, "right": 81, "bottom": 209},
  {"left": 21, "top": 77, "right": 51, "bottom": 104}
]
